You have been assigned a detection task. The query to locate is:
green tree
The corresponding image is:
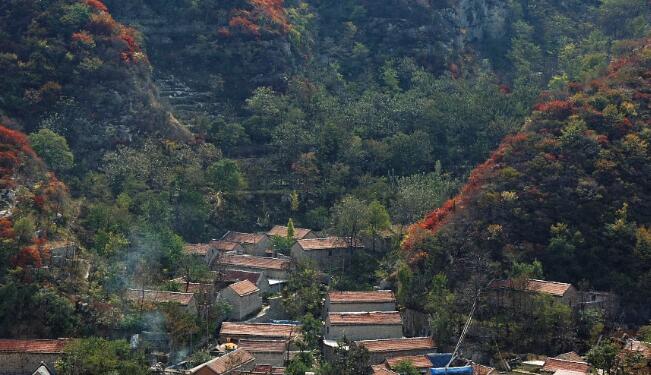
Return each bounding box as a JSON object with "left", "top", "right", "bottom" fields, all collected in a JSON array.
[
  {"left": 366, "top": 200, "right": 390, "bottom": 252},
  {"left": 55, "top": 338, "right": 147, "bottom": 375},
  {"left": 587, "top": 340, "right": 619, "bottom": 375},
  {"left": 425, "top": 274, "right": 456, "bottom": 347},
  {"left": 207, "top": 159, "right": 247, "bottom": 193},
  {"left": 282, "top": 263, "right": 324, "bottom": 319},
  {"left": 393, "top": 360, "right": 420, "bottom": 375},
  {"left": 28, "top": 128, "right": 74, "bottom": 172}
]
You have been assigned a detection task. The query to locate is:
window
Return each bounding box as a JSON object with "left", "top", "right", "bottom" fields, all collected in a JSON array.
[{"left": 328, "top": 250, "right": 333, "bottom": 256}]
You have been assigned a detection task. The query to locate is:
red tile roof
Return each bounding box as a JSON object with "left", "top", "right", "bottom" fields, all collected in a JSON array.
[
  {"left": 329, "top": 290, "right": 396, "bottom": 304},
  {"left": 222, "top": 231, "right": 268, "bottom": 245},
  {"left": 356, "top": 337, "right": 435, "bottom": 353},
  {"left": 220, "top": 323, "right": 299, "bottom": 340},
  {"left": 184, "top": 243, "right": 213, "bottom": 256},
  {"left": 171, "top": 278, "right": 214, "bottom": 294},
  {"left": 212, "top": 240, "right": 243, "bottom": 252},
  {"left": 218, "top": 270, "right": 263, "bottom": 285},
  {"left": 328, "top": 311, "right": 402, "bottom": 326},
  {"left": 190, "top": 349, "right": 254, "bottom": 374},
  {"left": 220, "top": 255, "right": 291, "bottom": 271},
  {"left": 267, "top": 225, "right": 314, "bottom": 239},
  {"left": 489, "top": 279, "right": 573, "bottom": 297},
  {"left": 372, "top": 364, "right": 399, "bottom": 375},
  {"left": 229, "top": 280, "right": 260, "bottom": 297},
  {"left": 541, "top": 358, "right": 590, "bottom": 374},
  {"left": 472, "top": 363, "right": 497, "bottom": 375},
  {"left": 0, "top": 339, "right": 68, "bottom": 354},
  {"left": 386, "top": 355, "right": 432, "bottom": 369},
  {"left": 237, "top": 340, "right": 287, "bottom": 353},
  {"left": 296, "top": 237, "right": 363, "bottom": 251},
  {"left": 126, "top": 289, "right": 194, "bottom": 306}
]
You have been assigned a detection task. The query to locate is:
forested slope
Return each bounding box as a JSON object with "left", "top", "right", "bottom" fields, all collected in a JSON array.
[{"left": 403, "top": 39, "right": 651, "bottom": 323}]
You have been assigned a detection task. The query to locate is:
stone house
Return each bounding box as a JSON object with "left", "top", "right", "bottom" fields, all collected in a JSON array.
[
  {"left": 216, "top": 269, "right": 271, "bottom": 293},
  {"left": 324, "top": 311, "right": 403, "bottom": 341},
  {"left": 189, "top": 349, "right": 255, "bottom": 375},
  {"left": 326, "top": 290, "right": 396, "bottom": 313},
  {"left": 267, "top": 225, "right": 317, "bottom": 240},
  {"left": 290, "top": 237, "right": 364, "bottom": 271},
  {"left": 219, "top": 322, "right": 300, "bottom": 344},
  {"left": 0, "top": 339, "right": 68, "bottom": 375},
  {"left": 126, "top": 288, "right": 197, "bottom": 315},
  {"left": 221, "top": 231, "right": 271, "bottom": 257},
  {"left": 219, "top": 280, "right": 263, "bottom": 321},
  {"left": 488, "top": 279, "right": 579, "bottom": 308},
  {"left": 183, "top": 243, "right": 225, "bottom": 266},
  {"left": 236, "top": 340, "right": 289, "bottom": 367},
  {"left": 215, "top": 255, "right": 292, "bottom": 280},
  {"left": 355, "top": 337, "right": 437, "bottom": 365}
]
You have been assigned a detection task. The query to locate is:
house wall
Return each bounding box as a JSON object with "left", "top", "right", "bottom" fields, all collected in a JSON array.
[
  {"left": 291, "top": 245, "right": 353, "bottom": 272},
  {"left": 222, "top": 265, "right": 289, "bottom": 280},
  {"left": 220, "top": 288, "right": 262, "bottom": 320},
  {"left": 247, "top": 351, "right": 286, "bottom": 367},
  {"left": 326, "top": 301, "right": 396, "bottom": 313},
  {"left": 242, "top": 237, "right": 272, "bottom": 257},
  {"left": 324, "top": 324, "right": 403, "bottom": 341},
  {"left": 0, "top": 352, "right": 60, "bottom": 375}
]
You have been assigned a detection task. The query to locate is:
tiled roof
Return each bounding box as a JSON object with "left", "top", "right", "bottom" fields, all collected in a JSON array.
[
  {"left": 183, "top": 243, "right": 213, "bottom": 256},
  {"left": 328, "top": 311, "right": 402, "bottom": 326},
  {"left": 329, "top": 290, "right": 396, "bottom": 304},
  {"left": 296, "top": 237, "right": 363, "bottom": 251},
  {"left": 0, "top": 339, "right": 68, "bottom": 354},
  {"left": 211, "top": 240, "right": 242, "bottom": 252},
  {"left": 541, "top": 358, "right": 590, "bottom": 374},
  {"left": 220, "top": 255, "right": 291, "bottom": 271},
  {"left": 220, "top": 323, "right": 299, "bottom": 339},
  {"left": 267, "top": 225, "right": 313, "bottom": 239},
  {"left": 238, "top": 340, "right": 287, "bottom": 353},
  {"left": 126, "top": 289, "right": 194, "bottom": 306},
  {"left": 489, "top": 278, "right": 573, "bottom": 297},
  {"left": 372, "top": 364, "right": 399, "bottom": 375},
  {"left": 472, "top": 363, "right": 497, "bottom": 375},
  {"left": 218, "top": 270, "right": 263, "bottom": 284},
  {"left": 355, "top": 337, "right": 435, "bottom": 353},
  {"left": 190, "top": 349, "right": 255, "bottom": 375},
  {"left": 386, "top": 355, "right": 433, "bottom": 369},
  {"left": 171, "top": 278, "right": 213, "bottom": 294},
  {"left": 229, "top": 280, "right": 260, "bottom": 297},
  {"left": 234, "top": 365, "right": 286, "bottom": 375},
  {"left": 552, "top": 371, "right": 586, "bottom": 375},
  {"left": 222, "top": 231, "right": 267, "bottom": 245}
]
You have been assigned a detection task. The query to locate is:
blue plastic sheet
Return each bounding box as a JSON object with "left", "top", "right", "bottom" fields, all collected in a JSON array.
[
  {"left": 429, "top": 366, "right": 473, "bottom": 375},
  {"left": 427, "top": 353, "right": 453, "bottom": 367}
]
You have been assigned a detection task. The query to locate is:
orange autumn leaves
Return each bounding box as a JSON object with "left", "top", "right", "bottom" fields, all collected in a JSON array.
[
  {"left": 220, "top": 0, "right": 291, "bottom": 37},
  {"left": 0, "top": 124, "right": 68, "bottom": 269}
]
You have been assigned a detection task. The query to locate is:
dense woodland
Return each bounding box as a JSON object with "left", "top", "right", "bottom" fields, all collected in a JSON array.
[{"left": 0, "top": 0, "right": 650, "bottom": 373}]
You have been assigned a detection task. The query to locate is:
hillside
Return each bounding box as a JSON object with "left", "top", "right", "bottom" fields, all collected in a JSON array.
[
  {"left": 0, "top": 0, "right": 191, "bottom": 167},
  {"left": 403, "top": 39, "right": 651, "bottom": 321}
]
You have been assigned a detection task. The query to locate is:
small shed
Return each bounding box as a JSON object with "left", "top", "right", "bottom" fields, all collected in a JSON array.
[
  {"left": 219, "top": 280, "right": 263, "bottom": 320},
  {"left": 219, "top": 322, "right": 300, "bottom": 344},
  {"left": 126, "top": 289, "right": 197, "bottom": 315},
  {"left": 237, "top": 340, "right": 289, "bottom": 367}
]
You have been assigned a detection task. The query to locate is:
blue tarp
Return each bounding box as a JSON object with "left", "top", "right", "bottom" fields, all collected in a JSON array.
[
  {"left": 430, "top": 366, "right": 473, "bottom": 375},
  {"left": 427, "top": 353, "right": 453, "bottom": 367}
]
